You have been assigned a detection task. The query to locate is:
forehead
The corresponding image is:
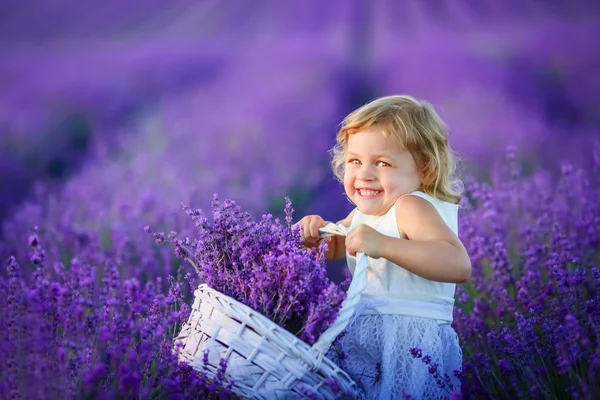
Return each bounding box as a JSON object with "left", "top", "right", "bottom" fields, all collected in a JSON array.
[{"left": 346, "top": 127, "right": 403, "bottom": 155}]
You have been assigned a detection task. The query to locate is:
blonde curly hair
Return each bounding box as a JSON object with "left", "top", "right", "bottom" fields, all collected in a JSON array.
[{"left": 331, "top": 95, "right": 463, "bottom": 204}]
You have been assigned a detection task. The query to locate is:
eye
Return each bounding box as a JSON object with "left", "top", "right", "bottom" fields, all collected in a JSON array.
[
  {"left": 348, "top": 159, "right": 361, "bottom": 165},
  {"left": 376, "top": 161, "right": 391, "bottom": 167}
]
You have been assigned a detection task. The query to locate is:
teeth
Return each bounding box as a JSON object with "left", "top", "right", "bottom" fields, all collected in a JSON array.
[{"left": 359, "top": 189, "right": 380, "bottom": 197}]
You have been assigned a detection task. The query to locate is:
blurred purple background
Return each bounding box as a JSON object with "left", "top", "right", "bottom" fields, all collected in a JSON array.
[
  {"left": 2, "top": 4, "right": 600, "bottom": 397},
  {"left": 1, "top": 0, "right": 599, "bottom": 254}
]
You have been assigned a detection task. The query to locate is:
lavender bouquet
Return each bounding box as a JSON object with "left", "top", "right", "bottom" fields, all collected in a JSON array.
[
  {"left": 145, "top": 195, "right": 357, "bottom": 398},
  {"left": 148, "top": 194, "right": 347, "bottom": 346}
]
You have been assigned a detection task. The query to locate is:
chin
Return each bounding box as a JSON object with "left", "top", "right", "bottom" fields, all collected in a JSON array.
[{"left": 357, "top": 203, "right": 383, "bottom": 216}]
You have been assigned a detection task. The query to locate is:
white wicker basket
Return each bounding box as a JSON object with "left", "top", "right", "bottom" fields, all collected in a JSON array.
[{"left": 174, "top": 224, "right": 367, "bottom": 399}]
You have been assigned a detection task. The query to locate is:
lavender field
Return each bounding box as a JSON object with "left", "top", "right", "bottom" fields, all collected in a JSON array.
[{"left": 1, "top": 1, "right": 600, "bottom": 399}]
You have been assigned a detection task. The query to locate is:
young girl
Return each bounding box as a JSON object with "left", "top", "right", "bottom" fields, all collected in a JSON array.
[{"left": 296, "top": 95, "right": 471, "bottom": 399}]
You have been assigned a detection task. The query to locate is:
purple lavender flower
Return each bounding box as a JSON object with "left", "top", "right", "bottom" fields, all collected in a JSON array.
[
  {"left": 1, "top": 234, "right": 233, "bottom": 399},
  {"left": 455, "top": 148, "right": 600, "bottom": 398},
  {"left": 410, "top": 347, "right": 423, "bottom": 359}
]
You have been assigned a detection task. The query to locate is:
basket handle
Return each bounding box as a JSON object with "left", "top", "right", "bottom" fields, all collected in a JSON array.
[{"left": 311, "top": 223, "right": 369, "bottom": 354}]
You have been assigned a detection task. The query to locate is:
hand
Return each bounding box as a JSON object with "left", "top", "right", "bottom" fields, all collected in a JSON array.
[
  {"left": 294, "top": 215, "right": 329, "bottom": 249},
  {"left": 345, "top": 224, "right": 386, "bottom": 258}
]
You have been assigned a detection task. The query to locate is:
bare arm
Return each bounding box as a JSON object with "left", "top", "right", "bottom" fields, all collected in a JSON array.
[
  {"left": 325, "top": 209, "right": 355, "bottom": 260},
  {"left": 380, "top": 195, "right": 471, "bottom": 283}
]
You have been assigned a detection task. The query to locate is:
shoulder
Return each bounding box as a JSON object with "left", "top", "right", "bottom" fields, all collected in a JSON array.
[
  {"left": 394, "top": 193, "right": 451, "bottom": 239},
  {"left": 395, "top": 193, "right": 438, "bottom": 219},
  {"left": 337, "top": 208, "right": 357, "bottom": 227}
]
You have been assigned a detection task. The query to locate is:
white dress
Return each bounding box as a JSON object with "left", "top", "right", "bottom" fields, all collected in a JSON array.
[{"left": 327, "top": 191, "right": 463, "bottom": 400}]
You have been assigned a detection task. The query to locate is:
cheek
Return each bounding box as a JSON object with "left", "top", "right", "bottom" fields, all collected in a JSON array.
[
  {"left": 343, "top": 170, "right": 355, "bottom": 185},
  {"left": 381, "top": 173, "right": 404, "bottom": 191}
]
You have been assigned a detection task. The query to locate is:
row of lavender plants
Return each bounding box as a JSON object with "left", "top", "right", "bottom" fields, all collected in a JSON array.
[
  {"left": 452, "top": 146, "right": 600, "bottom": 398},
  {"left": 1, "top": 236, "right": 235, "bottom": 399}
]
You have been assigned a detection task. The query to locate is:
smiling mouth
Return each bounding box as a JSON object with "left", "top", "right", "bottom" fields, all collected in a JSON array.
[{"left": 357, "top": 189, "right": 382, "bottom": 199}]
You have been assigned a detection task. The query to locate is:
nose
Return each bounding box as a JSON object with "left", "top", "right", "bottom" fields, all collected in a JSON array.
[{"left": 357, "top": 164, "right": 376, "bottom": 181}]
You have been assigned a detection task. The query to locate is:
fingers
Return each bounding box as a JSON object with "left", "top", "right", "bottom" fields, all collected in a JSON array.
[
  {"left": 294, "top": 219, "right": 310, "bottom": 245},
  {"left": 309, "top": 217, "right": 323, "bottom": 240},
  {"left": 345, "top": 231, "right": 357, "bottom": 256},
  {"left": 295, "top": 222, "right": 310, "bottom": 243},
  {"left": 295, "top": 215, "right": 326, "bottom": 248}
]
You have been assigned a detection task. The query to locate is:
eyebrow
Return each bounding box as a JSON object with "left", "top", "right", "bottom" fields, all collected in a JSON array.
[{"left": 347, "top": 152, "right": 393, "bottom": 159}]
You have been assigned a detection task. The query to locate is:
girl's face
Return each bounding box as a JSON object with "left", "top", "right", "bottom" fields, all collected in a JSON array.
[{"left": 343, "top": 128, "right": 422, "bottom": 216}]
